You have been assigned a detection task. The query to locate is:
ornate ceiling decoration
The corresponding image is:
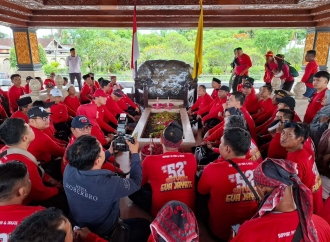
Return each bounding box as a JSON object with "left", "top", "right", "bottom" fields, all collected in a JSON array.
[
  {"left": 241, "top": 0, "right": 330, "bottom": 9},
  {"left": 0, "top": 5, "right": 31, "bottom": 15},
  {"left": 5, "top": 0, "right": 43, "bottom": 8},
  {"left": 116, "top": 5, "right": 223, "bottom": 10},
  {"left": 118, "top": 0, "right": 218, "bottom": 4},
  {"left": 45, "top": 0, "right": 99, "bottom": 4},
  {"left": 241, "top": 0, "right": 295, "bottom": 3}
]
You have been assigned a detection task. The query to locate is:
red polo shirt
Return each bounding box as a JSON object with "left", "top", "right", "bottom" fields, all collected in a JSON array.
[
  {"left": 11, "top": 110, "right": 28, "bottom": 123},
  {"left": 80, "top": 84, "right": 93, "bottom": 104},
  {"left": 243, "top": 92, "right": 259, "bottom": 114},
  {"left": 198, "top": 158, "right": 259, "bottom": 240},
  {"left": 63, "top": 95, "right": 80, "bottom": 117},
  {"left": 190, "top": 93, "right": 213, "bottom": 115},
  {"left": 211, "top": 89, "right": 219, "bottom": 99},
  {"left": 0, "top": 204, "right": 44, "bottom": 236},
  {"left": 301, "top": 60, "right": 319, "bottom": 89},
  {"left": 50, "top": 102, "right": 69, "bottom": 124},
  {"left": 117, "top": 94, "right": 137, "bottom": 111},
  {"left": 200, "top": 97, "right": 227, "bottom": 122},
  {"left": 28, "top": 125, "right": 65, "bottom": 163},
  {"left": 235, "top": 53, "right": 252, "bottom": 76},
  {"left": 304, "top": 89, "right": 327, "bottom": 124},
  {"left": 142, "top": 152, "right": 197, "bottom": 217},
  {"left": 8, "top": 85, "right": 25, "bottom": 114}
]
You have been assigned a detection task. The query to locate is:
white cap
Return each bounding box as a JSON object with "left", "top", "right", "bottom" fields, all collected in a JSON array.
[{"left": 50, "top": 88, "right": 63, "bottom": 97}]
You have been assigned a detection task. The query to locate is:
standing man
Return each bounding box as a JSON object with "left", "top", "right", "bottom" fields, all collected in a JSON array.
[
  {"left": 66, "top": 48, "right": 82, "bottom": 91},
  {"left": 302, "top": 50, "right": 319, "bottom": 98},
  {"left": 232, "top": 47, "right": 252, "bottom": 92}
]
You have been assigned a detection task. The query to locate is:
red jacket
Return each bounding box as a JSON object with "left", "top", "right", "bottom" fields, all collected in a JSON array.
[
  {"left": 252, "top": 98, "right": 277, "bottom": 124},
  {"left": 304, "top": 89, "right": 327, "bottom": 124},
  {"left": 241, "top": 107, "right": 257, "bottom": 141},
  {"left": 200, "top": 97, "right": 227, "bottom": 122},
  {"left": 263, "top": 61, "right": 278, "bottom": 83},
  {"left": 279, "top": 64, "right": 294, "bottom": 82},
  {"left": 50, "top": 102, "right": 69, "bottom": 124},
  {"left": 191, "top": 93, "right": 213, "bottom": 115},
  {"left": 0, "top": 146, "right": 58, "bottom": 204},
  {"left": 11, "top": 110, "right": 28, "bottom": 123},
  {"left": 80, "top": 84, "right": 93, "bottom": 103},
  {"left": 243, "top": 93, "right": 259, "bottom": 114},
  {"left": 235, "top": 53, "right": 252, "bottom": 76},
  {"left": 8, "top": 85, "right": 25, "bottom": 114},
  {"left": 117, "top": 94, "right": 137, "bottom": 111},
  {"left": 63, "top": 95, "right": 80, "bottom": 117},
  {"left": 96, "top": 103, "right": 117, "bottom": 133},
  {"left": 301, "top": 60, "right": 318, "bottom": 89},
  {"left": 106, "top": 96, "right": 126, "bottom": 117},
  {"left": 211, "top": 89, "right": 219, "bottom": 99}
]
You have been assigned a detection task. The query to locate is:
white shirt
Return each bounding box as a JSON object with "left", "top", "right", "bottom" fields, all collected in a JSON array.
[{"left": 66, "top": 55, "right": 82, "bottom": 73}]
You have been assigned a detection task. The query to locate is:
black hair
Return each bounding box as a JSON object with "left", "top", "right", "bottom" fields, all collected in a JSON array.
[
  {"left": 10, "top": 208, "right": 67, "bottom": 242},
  {"left": 314, "top": 71, "right": 330, "bottom": 82},
  {"left": 283, "top": 122, "right": 310, "bottom": 144},
  {"left": 97, "top": 77, "right": 104, "bottom": 83},
  {"left": 88, "top": 72, "right": 94, "bottom": 76},
  {"left": 100, "top": 79, "right": 111, "bottom": 88},
  {"left": 277, "top": 109, "right": 294, "bottom": 122},
  {"left": 262, "top": 85, "right": 273, "bottom": 93},
  {"left": 0, "top": 118, "right": 27, "bottom": 146},
  {"left": 10, "top": 74, "right": 21, "bottom": 81},
  {"left": 35, "top": 77, "right": 41, "bottom": 80},
  {"left": 233, "top": 48, "right": 237, "bottom": 52},
  {"left": 236, "top": 47, "right": 242, "bottom": 51},
  {"left": 63, "top": 77, "right": 68, "bottom": 81},
  {"left": 66, "top": 135, "right": 101, "bottom": 170},
  {"left": 223, "top": 127, "right": 251, "bottom": 156},
  {"left": 0, "top": 161, "right": 27, "bottom": 201},
  {"left": 306, "top": 50, "right": 316, "bottom": 57},
  {"left": 230, "top": 91, "right": 246, "bottom": 106},
  {"left": 32, "top": 100, "right": 48, "bottom": 108},
  {"left": 199, "top": 85, "right": 206, "bottom": 92},
  {"left": 82, "top": 74, "right": 90, "bottom": 80},
  {"left": 164, "top": 121, "right": 183, "bottom": 146},
  {"left": 19, "top": 105, "right": 29, "bottom": 111},
  {"left": 225, "top": 115, "right": 247, "bottom": 130}
]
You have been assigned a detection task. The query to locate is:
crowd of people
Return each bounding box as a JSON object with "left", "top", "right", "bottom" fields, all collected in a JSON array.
[{"left": 0, "top": 45, "right": 330, "bottom": 242}]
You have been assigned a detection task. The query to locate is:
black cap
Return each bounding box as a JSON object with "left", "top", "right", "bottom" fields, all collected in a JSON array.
[
  {"left": 246, "top": 77, "right": 254, "bottom": 85},
  {"left": 212, "top": 78, "right": 221, "bottom": 84},
  {"left": 276, "top": 96, "right": 295, "bottom": 110},
  {"left": 274, "top": 89, "right": 288, "bottom": 98},
  {"left": 16, "top": 96, "right": 32, "bottom": 107},
  {"left": 32, "top": 100, "right": 55, "bottom": 109},
  {"left": 219, "top": 85, "right": 230, "bottom": 92},
  {"left": 71, "top": 116, "right": 92, "bottom": 128},
  {"left": 26, "top": 76, "right": 33, "bottom": 81},
  {"left": 243, "top": 83, "right": 252, "bottom": 89},
  {"left": 28, "top": 106, "right": 52, "bottom": 119},
  {"left": 70, "top": 48, "right": 75, "bottom": 51}
]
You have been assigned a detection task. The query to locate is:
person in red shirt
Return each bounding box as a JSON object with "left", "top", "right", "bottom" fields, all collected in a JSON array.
[
  {"left": 211, "top": 77, "right": 221, "bottom": 99},
  {"left": 109, "top": 75, "right": 124, "bottom": 93},
  {"left": 273, "top": 54, "right": 295, "bottom": 92},
  {"left": 10, "top": 207, "right": 107, "bottom": 242},
  {"left": 100, "top": 78, "right": 112, "bottom": 96},
  {"left": 242, "top": 82, "right": 259, "bottom": 114},
  {"left": 129, "top": 121, "right": 197, "bottom": 217},
  {"left": 114, "top": 84, "right": 140, "bottom": 116},
  {"left": 0, "top": 161, "right": 44, "bottom": 240},
  {"left": 281, "top": 122, "right": 323, "bottom": 215},
  {"left": 302, "top": 50, "right": 319, "bottom": 98},
  {"left": 63, "top": 84, "right": 80, "bottom": 117},
  {"left": 0, "top": 118, "right": 67, "bottom": 211},
  {"left": 63, "top": 76, "right": 68, "bottom": 86},
  {"left": 35, "top": 77, "right": 45, "bottom": 90},
  {"left": 89, "top": 72, "right": 100, "bottom": 89},
  {"left": 304, "top": 71, "right": 329, "bottom": 124},
  {"left": 237, "top": 76, "right": 256, "bottom": 95},
  {"left": 8, "top": 74, "right": 26, "bottom": 114},
  {"left": 24, "top": 76, "right": 33, "bottom": 94},
  {"left": 198, "top": 127, "right": 259, "bottom": 241},
  {"left": 232, "top": 47, "right": 253, "bottom": 91},
  {"left": 263, "top": 51, "right": 278, "bottom": 84},
  {"left": 27, "top": 106, "right": 66, "bottom": 180},
  {"left": 11, "top": 96, "right": 33, "bottom": 123},
  {"left": 80, "top": 74, "right": 94, "bottom": 104},
  {"left": 106, "top": 89, "right": 133, "bottom": 120},
  {"left": 231, "top": 158, "right": 330, "bottom": 242},
  {"left": 252, "top": 85, "right": 276, "bottom": 125},
  {"left": 43, "top": 72, "right": 56, "bottom": 87}
]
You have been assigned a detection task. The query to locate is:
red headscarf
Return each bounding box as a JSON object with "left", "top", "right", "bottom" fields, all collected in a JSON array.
[{"left": 253, "top": 158, "right": 318, "bottom": 242}]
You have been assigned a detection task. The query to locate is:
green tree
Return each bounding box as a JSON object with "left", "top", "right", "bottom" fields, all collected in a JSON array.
[
  {"left": 0, "top": 31, "right": 8, "bottom": 38},
  {"left": 38, "top": 44, "right": 48, "bottom": 66},
  {"left": 9, "top": 47, "right": 17, "bottom": 68}
]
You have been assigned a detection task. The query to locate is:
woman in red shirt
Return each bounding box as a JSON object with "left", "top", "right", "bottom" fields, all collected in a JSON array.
[{"left": 273, "top": 54, "right": 295, "bottom": 92}]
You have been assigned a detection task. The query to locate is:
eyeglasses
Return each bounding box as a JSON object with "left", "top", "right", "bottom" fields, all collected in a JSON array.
[
  {"left": 32, "top": 116, "right": 50, "bottom": 121},
  {"left": 77, "top": 125, "right": 92, "bottom": 131}
]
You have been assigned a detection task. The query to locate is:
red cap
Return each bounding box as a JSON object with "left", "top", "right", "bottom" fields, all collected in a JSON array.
[
  {"left": 265, "top": 51, "right": 274, "bottom": 57},
  {"left": 94, "top": 89, "right": 108, "bottom": 98}
]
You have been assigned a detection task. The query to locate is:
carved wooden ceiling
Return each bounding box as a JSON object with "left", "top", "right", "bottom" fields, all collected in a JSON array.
[{"left": 1, "top": 0, "right": 330, "bottom": 28}]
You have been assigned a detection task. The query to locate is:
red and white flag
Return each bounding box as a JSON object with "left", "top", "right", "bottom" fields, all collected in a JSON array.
[{"left": 131, "top": 3, "right": 140, "bottom": 79}]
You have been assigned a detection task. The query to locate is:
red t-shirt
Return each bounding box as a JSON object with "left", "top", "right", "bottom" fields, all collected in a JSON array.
[
  {"left": 0, "top": 147, "right": 58, "bottom": 204},
  {"left": 11, "top": 110, "right": 28, "bottom": 123},
  {"left": 44, "top": 79, "right": 56, "bottom": 87},
  {"left": 80, "top": 84, "right": 93, "bottom": 103},
  {"left": 63, "top": 95, "right": 80, "bottom": 117},
  {"left": 211, "top": 89, "right": 219, "bottom": 99},
  {"left": 243, "top": 93, "right": 259, "bottom": 114},
  {"left": 106, "top": 96, "right": 125, "bottom": 117},
  {"left": 301, "top": 60, "right": 318, "bottom": 89},
  {"left": 252, "top": 98, "right": 276, "bottom": 124},
  {"left": 231, "top": 211, "right": 330, "bottom": 242},
  {"left": 24, "top": 83, "right": 32, "bottom": 94},
  {"left": 287, "top": 148, "right": 323, "bottom": 214},
  {"left": 235, "top": 54, "right": 252, "bottom": 76},
  {"left": 50, "top": 102, "right": 69, "bottom": 124},
  {"left": 190, "top": 93, "right": 213, "bottom": 115},
  {"left": 8, "top": 85, "right": 25, "bottom": 114},
  {"left": 198, "top": 158, "right": 259, "bottom": 240},
  {"left": 304, "top": 89, "right": 327, "bottom": 124},
  {"left": 279, "top": 64, "right": 294, "bottom": 82},
  {"left": 142, "top": 151, "right": 197, "bottom": 217},
  {"left": 201, "top": 97, "right": 227, "bottom": 122},
  {"left": 27, "top": 125, "right": 66, "bottom": 163},
  {"left": 0, "top": 204, "right": 44, "bottom": 238},
  {"left": 264, "top": 61, "right": 278, "bottom": 83}
]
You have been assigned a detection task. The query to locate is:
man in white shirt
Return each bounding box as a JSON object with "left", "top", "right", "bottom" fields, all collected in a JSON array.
[{"left": 66, "top": 48, "right": 82, "bottom": 91}]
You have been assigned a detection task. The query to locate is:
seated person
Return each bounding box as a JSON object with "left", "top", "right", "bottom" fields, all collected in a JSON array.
[
  {"left": 129, "top": 121, "right": 197, "bottom": 217},
  {"left": 45, "top": 82, "right": 55, "bottom": 102},
  {"left": 211, "top": 77, "right": 221, "bottom": 99},
  {"left": 148, "top": 201, "right": 199, "bottom": 242},
  {"left": 281, "top": 122, "right": 323, "bottom": 214},
  {"left": 27, "top": 106, "right": 66, "bottom": 180},
  {"left": 310, "top": 89, "right": 330, "bottom": 147},
  {"left": 62, "top": 76, "right": 68, "bottom": 86},
  {"left": 24, "top": 76, "right": 33, "bottom": 93},
  {"left": 0, "top": 161, "right": 44, "bottom": 240},
  {"left": 232, "top": 158, "right": 330, "bottom": 242},
  {"left": 106, "top": 89, "right": 136, "bottom": 122},
  {"left": 11, "top": 96, "right": 33, "bottom": 123},
  {"left": 10, "top": 207, "right": 107, "bottom": 242},
  {"left": 100, "top": 78, "right": 111, "bottom": 95},
  {"left": 252, "top": 85, "right": 276, "bottom": 125},
  {"left": 43, "top": 72, "right": 56, "bottom": 87},
  {"left": 0, "top": 118, "right": 65, "bottom": 208},
  {"left": 80, "top": 74, "right": 94, "bottom": 104},
  {"left": 0, "top": 101, "right": 7, "bottom": 124},
  {"left": 242, "top": 82, "right": 259, "bottom": 114},
  {"left": 63, "top": 84, "right": 80, "bottom": 117},
  {"left": 237, "top": 76, "right": 256, "bottom": 94},
  {"left": 89, "top": 72, "right": 100, "bottom": 89},
  {"left": 198, "top": 127, "right": 259, "bottom": 241},
  {"left": 115, "top": 84, "right": 140, "bottom": 116},
  {"left": 64, "top": 135, "right": 150, "bottom": 241},
  {"left": 8, "top": 74, "right": 26, "bottom": 114},
  {"left": 109, "top": 75, "right": 124, "bottom": 94}
]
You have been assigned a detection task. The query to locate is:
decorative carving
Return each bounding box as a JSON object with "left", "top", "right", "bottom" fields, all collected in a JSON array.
[
  {"left": 302, "top": 33, "right": 315, "bottom": 65},
  {"left": 240, "top": 0, "right": 330, "bottom": 9},
  {"left": 271, "top": 77, "right": 281, "bottom": 91},
  {"left": 118, "top": 0, "right": 218, "bottom": 4},
  {"left": 55, "top": 75, "right": 64, "bottom": 89},
  {"left": 293, "top": 82, "right": 306, "bottom": 99},
  {"left": 5, "top": 0, "right": 43, "bottom": 9},
  {"left": 46, "top": 0, "right": 99, "bottom": 4},
  {"left": 29, "top": 78, "right": 41, "bottom": 101},
  {"left": 241, "top": 0, "right": 294, "bottom": 3},
  {"left": 13, "top": 32, "right": 31, "bottom": 65},
  {"left": 315, "top": 32, "right": 330, "bottom": 66},
  {"left": 29, "top": 32, "right": 40, "bottom": 64}
]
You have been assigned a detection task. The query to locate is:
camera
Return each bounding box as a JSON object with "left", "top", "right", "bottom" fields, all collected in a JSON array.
[{"left": 112, "top": 113, "right": 134, "bottom": 151}]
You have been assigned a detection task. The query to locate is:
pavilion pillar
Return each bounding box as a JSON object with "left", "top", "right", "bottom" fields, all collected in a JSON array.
[
  {"left": 302, "top": 27, "right": 330, "bottom": 71},
  {"left": 11, "top": 27, "right": 45, "bottom": 80}
]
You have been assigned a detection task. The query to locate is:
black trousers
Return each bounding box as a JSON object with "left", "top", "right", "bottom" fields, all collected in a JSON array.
[
  {"left": 128, "top": 183, "right": 152, "bottom": 214},
  {"left": 281, "top": 81, "right": 294, "bottom": 92},
  {"left": 232, "top": 75, "right": 243, "bottom": 92},
  {"left": 69, "top": 72, "right": 82, "bottom": 91},
  {"left": 30, "top": 192, "right": 69, "bottom": 216}
]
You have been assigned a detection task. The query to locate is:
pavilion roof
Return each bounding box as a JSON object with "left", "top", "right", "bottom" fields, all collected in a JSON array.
[{"left": 1, "top": 0, "right": 330, "bottom": 28}]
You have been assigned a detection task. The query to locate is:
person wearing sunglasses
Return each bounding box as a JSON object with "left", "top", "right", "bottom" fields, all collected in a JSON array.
[{"left": 43, "top": 72, "right": 56, "bottom": 87}]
